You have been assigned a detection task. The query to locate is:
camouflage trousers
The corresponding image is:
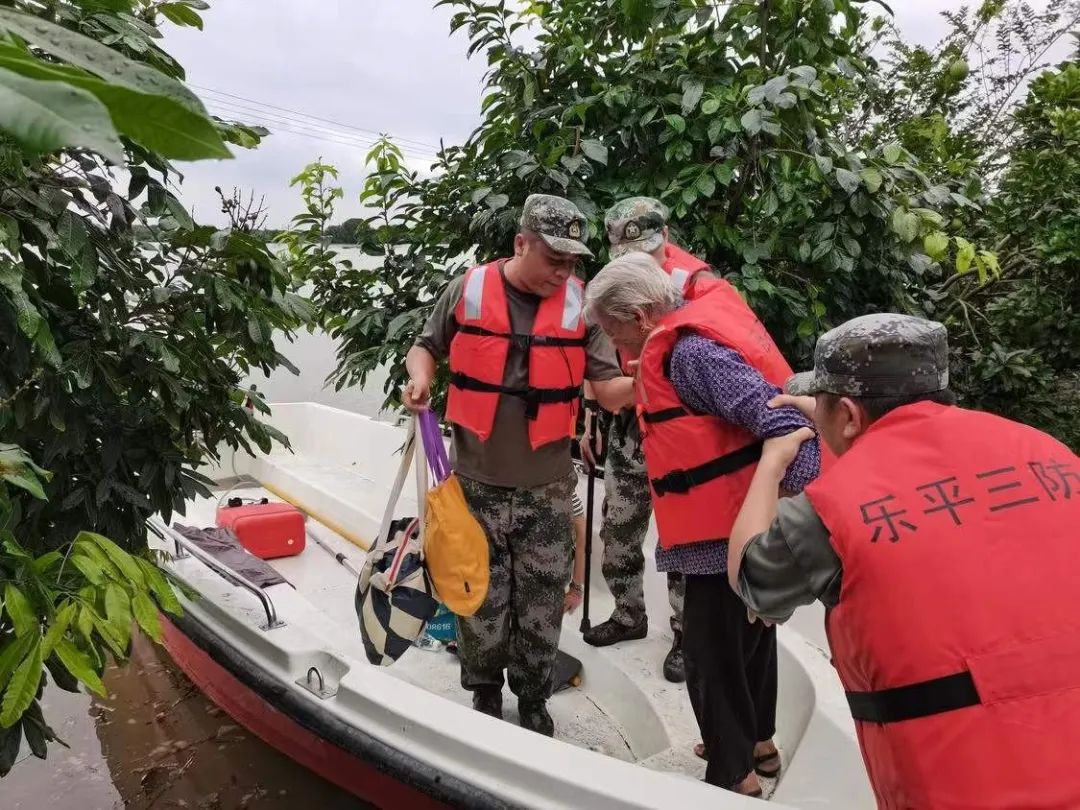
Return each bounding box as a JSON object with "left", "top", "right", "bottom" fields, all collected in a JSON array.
[
  {"left": 456, "top": 472, "right": 576, "bottom": 702},
  {"left": 601, "top": 416, "right": 684, "bottom": 633}
]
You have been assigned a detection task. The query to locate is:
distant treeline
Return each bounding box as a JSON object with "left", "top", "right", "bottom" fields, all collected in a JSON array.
[{"left": 133, "top": 217, "right": 372, "bottom": 245}]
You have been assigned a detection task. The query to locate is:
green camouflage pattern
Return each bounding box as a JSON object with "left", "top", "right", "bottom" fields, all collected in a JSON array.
[
  {"left": 786, "top": 313, "right": 950, "bottom": 398},
  {"left": 600, "top": 417, "right": 683, "bottom": 633},
  {"left": 520, "top": 194, "right": 593, "bottom": 256},
  {"left": 456, "top": 472, "right": 577, "bottom": 702},
  {"left": 604, "top": 196, "right": 668, "bottom": 258}
]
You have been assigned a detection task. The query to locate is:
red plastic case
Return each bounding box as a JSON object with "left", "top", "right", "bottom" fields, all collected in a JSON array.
[{"left": 216, "top": 501, "right": 305, "bottom": 560}]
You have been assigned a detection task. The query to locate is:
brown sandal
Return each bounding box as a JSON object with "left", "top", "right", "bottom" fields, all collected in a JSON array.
[
  {"left": 693, "top": 742, "right": 707, "bottom": 760},
  {"left": 754, "top": 750, "right": 781, "bottom": 778}
]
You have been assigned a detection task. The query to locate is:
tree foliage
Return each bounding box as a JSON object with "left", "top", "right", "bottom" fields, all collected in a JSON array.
[
  {"left": 858, "top": 0, "right": 1080, "bottom": 448},
  {"left": 0, "top": 0, "right": 304, "bottom": 768},
  {"left": 312, "top": 0, "right": 996, "bottom": 412}
]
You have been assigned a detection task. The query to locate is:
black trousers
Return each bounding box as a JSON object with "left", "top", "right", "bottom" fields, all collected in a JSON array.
[{"left": 682, "top": 573, "right": 778, "bottom": 788}]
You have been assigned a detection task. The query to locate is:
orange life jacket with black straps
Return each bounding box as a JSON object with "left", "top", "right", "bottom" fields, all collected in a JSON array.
[
  {"left": 446, "top": 260, "right": 586, "bottom": 449},
  {"left": 636, "top": 292, "right": 795, "bottom": 548},
  {"left": 805, "top": 402, "right": 1080, "bottom": 810}
]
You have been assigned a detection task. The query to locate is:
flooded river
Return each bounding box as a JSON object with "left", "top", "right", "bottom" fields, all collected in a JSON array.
[{"left": 4, "top": 634, "right": 369, "bottom": 809}]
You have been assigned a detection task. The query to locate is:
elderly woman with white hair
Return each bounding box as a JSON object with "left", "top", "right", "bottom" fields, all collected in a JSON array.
[{"left": 584, "top": 252, "right": 821, "bottom": 797}]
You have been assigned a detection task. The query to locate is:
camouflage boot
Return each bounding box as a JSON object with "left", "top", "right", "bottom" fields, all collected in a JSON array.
[
  {"left": 519, "top": 699, "right": 554, "bottom": 737},
  {"left": 472, "top": 686, "right": 503, "bottom": 719},
  {"left": 664, "top": 573, "right": 686, "bottom": 682}
]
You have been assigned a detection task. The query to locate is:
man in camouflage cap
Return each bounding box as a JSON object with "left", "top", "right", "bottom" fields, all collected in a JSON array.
[
  {"left": 521, "top": 193, "right": 594, "bottom": 257},
  {"left": 784, "top": 313, "right": 950, "bottom": 400},
  {"left": 726, "top": 313, "right": 1080, "bottom": 808},
  {"left": 403, "top": 194, "right": 634, "bottom": 738},
  {"left": 580, "top": 196, "right": 748, "bottom": 684},
  {"left": 605, "top": 196, "right": 669, "bottom": 258}
]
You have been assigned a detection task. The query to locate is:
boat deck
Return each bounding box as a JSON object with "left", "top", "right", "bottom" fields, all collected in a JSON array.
[{"left": 184, "top": 466, "right": 771, "bottom": 793}]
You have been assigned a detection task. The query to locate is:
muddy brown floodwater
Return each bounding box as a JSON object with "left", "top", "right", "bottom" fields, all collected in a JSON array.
[{"left": 4, "top": 633, "right": 370, "bottom": 810}]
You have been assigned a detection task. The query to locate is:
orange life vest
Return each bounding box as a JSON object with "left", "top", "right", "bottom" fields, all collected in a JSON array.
[
  {"left": 661, "top": 242, "right": 732, "bottom": 302},
  {"left": 806, "top": 402, "right": 1080, "bottom": 809},
  {"left": 446, "top": 261, "right": 586, "bottom": 449},
  {"left": 636, "top": 292, "right": 795, "bottom": 548}
]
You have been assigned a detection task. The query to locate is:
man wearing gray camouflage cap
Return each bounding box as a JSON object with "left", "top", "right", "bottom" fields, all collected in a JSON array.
[
  {"left": 728, "top": 313, "right": 1080, "bottom": 809},
  {"left": 581, "top": 197, "right": 770, "bottom": 685},
  {"left": 403, "top": 194, "right": 634, "bottom": 738}
]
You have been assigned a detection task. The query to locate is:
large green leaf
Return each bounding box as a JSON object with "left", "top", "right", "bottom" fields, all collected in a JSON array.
[
  {"left": 891, "top": 207, "right": 920, "bottom": 243},
  {"left": 158, "top": 3, "right": 204, "bottom": 29},
  {"left": 0, "top": 47, "right": 230, "bottom": 160},
  {"left": 0, "top": 633, "right": 36, "bottom": 691},
  {"left": 53, "top": 638, "right": 105, "bottom": 697},
  {"left": 0, "top": 66, "right": 124, "bottom": 162},
  {"left": 0, "top": 8, "right": 204, "bottom": 113},
  {"left": 132, "top": 592, "right": 162, "bottom": 642},
  {"left": 3, "top": 584, "right": 36, "bottom": 637},
  {"left": 77, "top": 532, "right": 145, "bottom": 587},
  {"left": 42, "top": 601, "right": 77, "bottom": 657},
  {"left": 104, "top": 583, "right": 132, "bottom": 645},
  {"left": 0, "top": 444, "right": 50, "bottom": 499},
  {"left": 136, "top": 559, "right": 182, "bottom": 616},
  {"left": 580, "top": 138, "right": 607, "bottom": 165},
  {"left": 0, "top": 635, "right": 41, "bottom": 728}
]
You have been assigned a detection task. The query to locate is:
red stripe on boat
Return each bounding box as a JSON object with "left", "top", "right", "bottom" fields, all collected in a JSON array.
[{"left": 161, "top": 616, "right": 447, "bottom": 809}]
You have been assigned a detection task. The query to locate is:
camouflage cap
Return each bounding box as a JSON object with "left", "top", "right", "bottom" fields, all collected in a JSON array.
[
  {"left": 605, "top": 197, "right": 668, "bottom": 258},
  {"left": 519, "top": 194, "right": 593, "bottom": 257},
  {"left": 786, "top": 313, "right": 950, "bottom": 398}
]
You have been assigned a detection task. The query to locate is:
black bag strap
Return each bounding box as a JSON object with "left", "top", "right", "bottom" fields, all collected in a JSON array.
[
  {"left": 650, "top": 441, "right": 764, "bottom": 496},
  {"left": 846, "top": 671, "right": 981, "bottom": 724}
]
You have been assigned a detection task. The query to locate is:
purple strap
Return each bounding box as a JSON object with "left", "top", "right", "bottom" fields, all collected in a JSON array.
[{"left": 418, "top": 411, "right": 450, "bottom": 483}]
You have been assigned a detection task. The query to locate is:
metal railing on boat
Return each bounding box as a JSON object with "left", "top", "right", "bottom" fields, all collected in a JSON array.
[{"left": 146, "top": 518, "right": 286, "bottom": 631}]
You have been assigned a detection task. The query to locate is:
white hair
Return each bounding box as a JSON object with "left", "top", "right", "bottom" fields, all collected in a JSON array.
[{"left": 584, "top": 251, "right": 681, "bottom": 325}]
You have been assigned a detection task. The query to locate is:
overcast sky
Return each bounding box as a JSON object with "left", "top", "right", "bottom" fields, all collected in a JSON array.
[{"left": 162, "top": 0, "right": 1062, "bottom": 226}]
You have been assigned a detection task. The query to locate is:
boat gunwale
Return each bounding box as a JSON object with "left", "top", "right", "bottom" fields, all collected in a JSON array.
[{"left": 166, "top": 605, "right": 516, "bottom": 810}]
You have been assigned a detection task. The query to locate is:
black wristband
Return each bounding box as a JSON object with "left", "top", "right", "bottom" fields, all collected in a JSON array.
[{"left": 583, "top": 398, "right": 599, "bottom": 410}]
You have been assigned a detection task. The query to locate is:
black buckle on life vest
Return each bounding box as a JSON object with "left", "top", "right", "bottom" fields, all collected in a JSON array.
[
  {"left": 846, "top": 670, "right": 981, "bottom": 724},
  {"left": 449, "top": 372, "right": 580, "bottom": 421},
  {"left": 456, "top": 324, "right": 585, "bottom": 352},
  {"left": 650, "top": 441, "right": 764, "bottom": 496}
]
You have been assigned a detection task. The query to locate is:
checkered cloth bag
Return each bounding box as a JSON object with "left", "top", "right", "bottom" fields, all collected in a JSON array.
[{"left": 355, "top": 417, "right": 439, "bottom": 666}]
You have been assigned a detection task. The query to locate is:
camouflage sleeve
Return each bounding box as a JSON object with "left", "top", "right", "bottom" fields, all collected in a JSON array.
[
  {"left": 584, "top": 324, "right": 621, "bottom": 381},
  {"left": 414, "top": 276, "right": 466, "bottom": 361},
  {"left": 735, "top": 493, "right": 842, "bottom": 623}
]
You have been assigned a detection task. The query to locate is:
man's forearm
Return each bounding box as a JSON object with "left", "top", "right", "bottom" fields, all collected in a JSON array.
[
  {"left": 727, "top": 458, "right": 786, "bottom": 589},
  {"left": 588, "top": 376, "right": 635, "bottom": 412},
  {"left": 406, "top": 344, "right": 437, "bottom": 382}
]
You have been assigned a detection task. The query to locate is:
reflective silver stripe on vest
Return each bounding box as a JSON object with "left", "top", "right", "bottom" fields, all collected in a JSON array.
[
  {"left": 669, "top": 267, "right": 690, "bottom": 294},
  {"left": 463, "top": 264, "right": 487, "bottom": 321},
  {"left": 562, "top": 281, "right": 584, "bottom": 331}
]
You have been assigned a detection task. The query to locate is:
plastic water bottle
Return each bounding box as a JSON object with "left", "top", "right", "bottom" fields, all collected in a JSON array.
[{"left": 414, "top": 630, "right": 444, "bottom": 651}]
